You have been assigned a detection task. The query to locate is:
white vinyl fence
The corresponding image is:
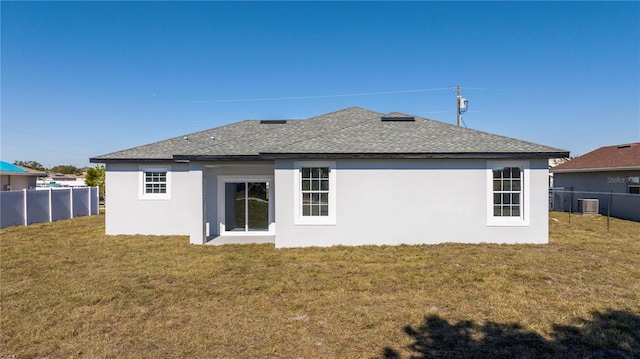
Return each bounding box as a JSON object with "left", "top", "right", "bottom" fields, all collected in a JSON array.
[{"left": 0, "top": 187, "right": 99, "bottom": 229}]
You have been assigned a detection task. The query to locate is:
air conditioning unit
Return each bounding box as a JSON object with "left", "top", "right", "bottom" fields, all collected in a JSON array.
[
  {"left": 4, "top": 185, "right": 12, "bottom": 191},
  {"left": 578, "top": 199, "right": 599, "bottom": 214}
]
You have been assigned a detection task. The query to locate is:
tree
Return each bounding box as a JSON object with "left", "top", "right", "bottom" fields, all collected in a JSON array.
[
  {"left": 50, "top": 165, "right": 82, "bottom": 175},
  {"left": 85, "top": 165, "right": 106, "bottom": 200},
  {"left": 13, "top": 160, "right": 46, "bottom": 171}
]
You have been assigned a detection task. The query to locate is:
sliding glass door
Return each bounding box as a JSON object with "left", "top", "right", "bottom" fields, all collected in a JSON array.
[{"left": 224, "top": 182, "right": 269, "bottom": 232}]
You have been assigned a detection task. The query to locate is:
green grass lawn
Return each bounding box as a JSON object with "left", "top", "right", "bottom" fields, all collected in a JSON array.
[{"left": 1, "top": 213, "right": 639, "bottom": 358}]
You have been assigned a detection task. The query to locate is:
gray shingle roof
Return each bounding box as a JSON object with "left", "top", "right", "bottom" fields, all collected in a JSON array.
[{"left": 90, "top": 107, "right": 568, "bottom": 162}]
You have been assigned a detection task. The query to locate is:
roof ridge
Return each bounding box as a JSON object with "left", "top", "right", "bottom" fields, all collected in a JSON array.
[
  {"left": 264, "top": 107, "right": 384, "bottom": 152},
  {"left": 91, "top": 106, "right": 570, "bottom": 162},
  {"left": 552, "top": 141, "right": 640, "bottom": 171},
  {"left": 305, "top": 106, "right": 370, "bottom": 120},
  {"left": 602, "top": 142, "right": 640, "bottom": 148}
]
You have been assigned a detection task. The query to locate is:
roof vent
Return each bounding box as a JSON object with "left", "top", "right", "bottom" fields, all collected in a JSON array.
[
  {"left": 381, "top": 116, "right": 415, "bottom": 122},
  {"left": 618, "top": 145, "right": 631, "bottom": 149},
  {"left": 260, "top": 120, "right": 287, "bottom": 124}
]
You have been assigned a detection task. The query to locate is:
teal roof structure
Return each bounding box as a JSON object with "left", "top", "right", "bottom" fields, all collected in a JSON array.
[{"left": 0, "top": 161, "right": 28, "bottom": 173}]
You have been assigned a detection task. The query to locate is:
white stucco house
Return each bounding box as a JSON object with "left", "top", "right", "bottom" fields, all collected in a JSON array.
[{"left": 90, "top": 107, "right": 568, "bottom": 247}]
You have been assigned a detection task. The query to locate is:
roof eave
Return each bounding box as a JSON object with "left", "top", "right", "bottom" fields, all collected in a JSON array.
[
  {"left": 172, "top": 155, "right": 264, "bottom": 161},
  {"left": 551, "top": 166, "right": 640, "bottom": 173},
  {"left": 89, "top": 157, "right": 174, "bottom": 164},
  {"left": 0, "top": 171, "right": 45, "bottom": 176},
  {"left": 260, "top": 152, "right": 570, "bottom": 160},
  {"left": 92, "top": 151, "right": 570, "bottom": 162}
]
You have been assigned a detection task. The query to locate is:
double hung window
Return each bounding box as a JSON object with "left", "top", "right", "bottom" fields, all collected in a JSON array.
[
  {"left": 294, "top": 161, "right": 336, "bottom": 225},
  {"left": 492, "top": 167, "right": 522, "bottom": 217},
  {"left": 487, "top": 161, "right": 529, "bottom": 226},
  {"left": 301, "top": 167, "right": 330, "bottom": 216}
]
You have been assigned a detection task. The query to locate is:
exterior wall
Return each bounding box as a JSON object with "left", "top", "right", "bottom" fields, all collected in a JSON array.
[
  {"left": 1, "top": 174, "right": 37, "bottom": 191},
  {"left": 274, "top": 158, "right": 550, "bottom": 248},
  {"left": 553, "top": 170, "right": 640, "bottom": 193},
  {"left": 104, "top": 161, "right": 274, "bottom": 243},
  {"left": 204, "top": 162, "right": 275, "bottom": 237},
  {"left": 105, "top": 158, "right": 551, "bottom": 247},
  {"left": 553, "top": 170, "right": 640, "bottom": 221},
  {"left": 105, "top": 162, "right": 204, "bottom": 237}
]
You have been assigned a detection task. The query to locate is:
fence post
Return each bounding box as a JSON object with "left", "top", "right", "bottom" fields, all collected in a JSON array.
[
  {"left": 607, "top": 191, "right": 612, "bottom": 231},
  {"left": 568, "top": 191, "right": 572, "bottom": 223},
  {"left": 23, "top": 189, "right": 28, "bottom": 226},
  {"left": 95, "top": 186, "right": 99, "bottom": 214},
  {"left": 69, "top": 188, "right": 74, "bottom": 219},
  {"left": 48, "top": 188, "right": 53, "bottom": 222},
  {"left": 88, "top": 187, "right": 92, "bottom": 216}
]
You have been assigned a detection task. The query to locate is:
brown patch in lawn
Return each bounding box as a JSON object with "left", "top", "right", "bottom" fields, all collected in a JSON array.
[{"left": 1, "top": 213, "right": 639, "bottom": 358}]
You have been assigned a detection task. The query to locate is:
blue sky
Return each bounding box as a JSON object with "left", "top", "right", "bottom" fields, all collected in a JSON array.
[{"left": 2, "top": 1, "right": 638, "bottom": 168}]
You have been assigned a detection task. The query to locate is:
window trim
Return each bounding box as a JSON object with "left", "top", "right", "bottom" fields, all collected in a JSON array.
[
  {"left": 628, "top": 176, "right": 640, "bottom": 194},
  {"left": 139, "top": 165, "right": 171, "bottom": 200},
  {"left": 294, "top": 161, "right": 336, "bottom": 225},
  {"left": 486, "top": 161, "right": 530, "bottom": 226}
]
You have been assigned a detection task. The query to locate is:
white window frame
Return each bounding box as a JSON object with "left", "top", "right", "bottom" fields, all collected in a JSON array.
[
  {"left": 294, "top": 161, "right": 336, "bottom": 225},
  {"left": 216, "top": 175, "right": 275, "bottom": 236},
  {"left": 486, "top": 160, "right": 530, "bottom": 226},
  {"left": 139, "top": 165, "right": 171, "bottom": 200}
]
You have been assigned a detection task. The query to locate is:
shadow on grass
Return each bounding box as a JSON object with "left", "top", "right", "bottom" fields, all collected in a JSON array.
[{"left": 382, "top": 309, "right": 640, "bottom": 359}]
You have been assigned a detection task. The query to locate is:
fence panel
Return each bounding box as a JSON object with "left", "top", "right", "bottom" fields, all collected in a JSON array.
[
  {"left": 26, "top": 190, "right": 50, "bottom": 225},
  {"left": 1, "top": 187, "right": 99, "bottom": 229},
  {"left": 51, "top": 189, "right": 72, "bottom": 221},
  {"left": 0, "top": 191, "right": 25, "bottom": 229},
  {"left": 90, "top": 187, "right": 99, "bottom": 215},
  {"left": 73, "top": 187, "right": 90, "bottom": 217},
  {"left": 549, "top": 189, "right": 640, "bottom": 222},
  {"left": 612, "top": 195, "right": 640, "bottom": 222}
]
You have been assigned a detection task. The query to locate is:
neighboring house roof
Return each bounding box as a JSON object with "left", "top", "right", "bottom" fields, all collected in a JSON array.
[
  {"left": 0, "top": 161, "right": 28, "bottom": 173},
  {"left": 551, "top": 142, "right": 640, "bottom": 173},
  {"left": 0, "top": 161, "right": 45, "bottom": 176},
  {"left": 90, "top": 107, "right": 569, "bottom": 162}
]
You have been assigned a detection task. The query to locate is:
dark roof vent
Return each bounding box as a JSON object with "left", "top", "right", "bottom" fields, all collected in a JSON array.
[
  {"left": 381, "top": 116, "right": 415, "bottom": 122},
  {"left": 617, "top": 144, "right": 631, "bottom": 149},
  {"left": 260, "top": 120, "right": 287, "bottom": 124}
]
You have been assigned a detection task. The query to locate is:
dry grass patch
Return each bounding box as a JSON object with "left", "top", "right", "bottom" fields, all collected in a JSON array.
[{"left": 1, "top": 213, "right": 639, "bottom": 358}]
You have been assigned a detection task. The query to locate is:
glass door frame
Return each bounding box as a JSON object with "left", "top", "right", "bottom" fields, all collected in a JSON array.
[{"left": 217, "top": 175, "right": 275, "bottom": 236}]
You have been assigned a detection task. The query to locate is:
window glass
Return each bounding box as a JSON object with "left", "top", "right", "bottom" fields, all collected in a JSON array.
[
  {"left": 144, "top": 171, "right": 167, "bottom": 194},
  {"left": 301, "top": 167, "right": 330, "bottom": 217},
  {"left": 492, "top": 167, "right": 522, "bottom": 217},
  {"left": 629, "top": 177, "right": 640, "bottom": 194}
]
